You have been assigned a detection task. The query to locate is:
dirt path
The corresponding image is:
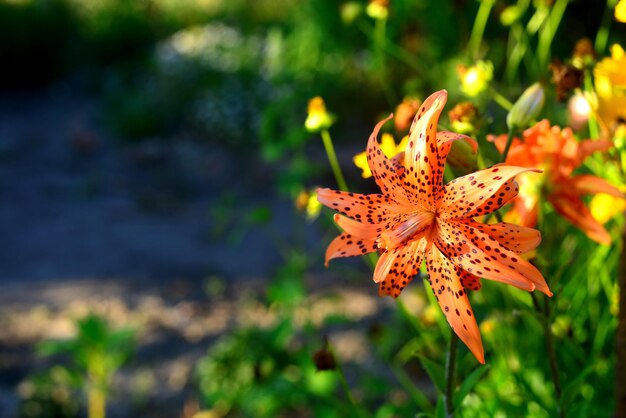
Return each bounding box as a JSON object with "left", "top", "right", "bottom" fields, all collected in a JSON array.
[{"left": 0, "top": 81, "right": 327, "bottom": 416}]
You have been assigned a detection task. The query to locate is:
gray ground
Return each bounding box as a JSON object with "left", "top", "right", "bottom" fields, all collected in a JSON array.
[{"left": 0, "top": 82, "right": 340, "bottom": 417}]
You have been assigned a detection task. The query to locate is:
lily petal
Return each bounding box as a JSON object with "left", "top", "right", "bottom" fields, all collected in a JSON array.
[
  {"left": 404, "top": 90, "right": 448, "bottom": 209},
  {"left": 378, "top": 238, "right": 426, "bottom": 297},
  {"left": 440, "top": 165, "right": 539, "bottom": 219},
  {"left": 577, "top": 138, "right": 613, "bottom": 164},
  {"left": 460, "top": 271, "right": 482, "bottom": 291},
  {"left": 567, "top": 174, "right": 625, "bottom": 198},
  {"left": 435, "top": 219, "right": 552, "bottom": 295},
  {"left": 367, "top": 115, "right": 410, "bottom": 203},
  {"left": 437, "top": 131, "right": 478, "bottom": 158},
  {"left": 317, "top": 188, "right": 402, "bottom": 225},
  {"left": 333, "top": 214, "right": 382, "bottom": 240},
  {"left": 548, "top": 192, "right": 613, "bottom": 245},
  {"left": 425, "top": 244, "right": 485, "bottom": 364},
  {"left": 325, "top": 233, "right": 378, "bottom": 267},
  {"left": 470, "top": 222, "right": 541, "bottom": 254}
]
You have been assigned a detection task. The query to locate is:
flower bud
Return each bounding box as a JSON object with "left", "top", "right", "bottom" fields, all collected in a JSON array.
[
  {"left": 506, "top": 83, "right": 545, "bottom": 130},
  {"left": 305, "top": 97, "right": 334, "bottom": 132},
  {"left": 446, "top": 138, "right": 478, "bottom": 174}
]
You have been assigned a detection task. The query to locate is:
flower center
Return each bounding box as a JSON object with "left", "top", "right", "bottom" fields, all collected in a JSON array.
[{"left": 377, "top": 211, "right": 435, "bottom": 251}]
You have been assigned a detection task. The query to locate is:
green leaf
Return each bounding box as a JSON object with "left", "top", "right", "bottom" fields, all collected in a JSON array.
[
  {"left": 417, "top": 354, "right": 445, "bottom": 393},
  {"left": 454, "top": 365, "right": 489, "bottom": 407},
  {"left": 560, "top": 364, "right": 593, "bottom": 409}
]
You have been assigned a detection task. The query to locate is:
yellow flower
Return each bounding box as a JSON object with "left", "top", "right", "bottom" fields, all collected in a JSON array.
[
  {"left": 590, "top": 190, "right": 626, "bottom": 224},
  {"left": 295, "top": 189, "right": 322, "bottom": 221},
  {"left": 353, "top": 133, "right": 407, "bottom": 178},
  {"left": 616, "top": 0, "right": 626, "bottom": 22},
  {"left": 305, "top": 97, "right": 334, "bottom": 133},
  {"left": 594, "top": 44, "right": 626, "bottom": 132},
  {"left": 366, "top": 0, "right": 388, "bottom": 20},
  {"left": 458, "top": 61, "right": 493, "bottom": 97}
]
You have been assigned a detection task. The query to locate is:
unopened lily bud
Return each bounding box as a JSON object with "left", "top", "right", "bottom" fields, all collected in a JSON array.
[
  {"left": 446, "top": 139, "right": 478, "bottom": 174},
  {"left": 506, "top": 83, "right": 545, "bottom": 130},
  {"left": 305, "top": 97, "right": 334, "bottom": 132}
]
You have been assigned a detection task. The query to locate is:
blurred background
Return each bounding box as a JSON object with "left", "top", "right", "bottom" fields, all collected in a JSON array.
[{"left": 0, "top": 0, "right": 624, "bottom": 417}]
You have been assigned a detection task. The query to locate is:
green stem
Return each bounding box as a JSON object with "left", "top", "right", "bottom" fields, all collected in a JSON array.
[
  {"left": 500, "top": 128, "right": 517, "bottom": 164},
  {"left": 444, "top": 331, "right": 459, "bottom": 417},
  {"left": 595, "top": 0, "right": 618, "bottom": 55},
  {"left": 490, "top": 87, "right": 513, "bottom": 111},
  {"left": 374, "top": 18, "right": 396, "bottom": 106},
  {"left": 356, "top": 20, "right": 428, "bottom": 79},
  {"left": 88, "top": 388, "right": 106, "bottom": 418},
  {"left": 468, "top": 0, "right": 495, "bottom": 59},
  {"left": 616, "top": 216, "right": 626, "bottom": 417},
  {"left": 536, "top": 0, "right": 569, "bottom": 73},
  {"left": 531, "top": 292, "right": 565, "bottom": 418},
  {"left": 583, "top": 74, "right": 600, "bottom": 139},
  {"left": 321, "top": 129, "right": 349, "bottom": 192},
  {"left": 327, "top": 342, "right": 362, "bottom": 415}
]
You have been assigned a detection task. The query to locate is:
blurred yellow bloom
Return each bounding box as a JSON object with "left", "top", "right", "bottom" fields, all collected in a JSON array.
[
  {"left": 448, "top": 101, "right": 480, "bottom": 134},
  {"left": 295, "top": 189, "right": 322, "bottom": 221},
  {"left": 594, "top": 44, "right": 626, "bottom": 132},
  {"left": 341, "top": 2, "right": 363, "bottom": 24},
  {"left": 366, "top": 0, "right": 389, "bottom": 20},
  {"left": 479, "top": 318, "right": 496, "bottom": 336},
  {"left": 590, "top": 190, "right": 626, "bottom": 224},
  {"left": 458, "top": 61, "right": 493, "bottom": 97},
  {"left": 616, "top": 0, "right": 626, "bottom": 22},
  {"left": 353, "top": 133, "right": 407, "bottom": 178},
  {"left": 305, "top": 97, "right": 334, "bottom": 133}
]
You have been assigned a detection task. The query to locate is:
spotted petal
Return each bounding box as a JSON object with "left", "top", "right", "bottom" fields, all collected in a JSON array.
[
  {"left": 440, "top": 165, "right": 539, "bottom": 219},
  {"left": 470, "top": 222, "right": 541, "bottom": 254},
  {"left": 404, "top": 90, "right": 448, "bottom": 209},
  {"left": 367, "top": 115, "right": 410, "bottom": 203},
  {"left": 378, "top": 238, "right": 426, "bottom": 297},
  {"left": 325, "top": 233, "right": 378, "bottom": 266},
  {"left": 317, "top": 188, "right": 402, "bottom": 225},
  {"left": 426, "top": 244, "right": 484, "bottom": 363},
  {"left": 435, "top": 219, "right": 552, "bottom": 295}
]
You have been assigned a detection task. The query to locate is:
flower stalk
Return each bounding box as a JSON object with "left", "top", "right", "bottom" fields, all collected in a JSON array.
[
  {"left": 444, "top": 332, "right": 459, "bottom": 417},
  {"left": 531, "top": 292, "right": 565, "bottom": 418},
  {"left": 321, "top": 129, "right": 349, "bottom": 192},
  {"left": 468, "top": 0, "right": 495, "bottom": 59},
  {"left": 616, "top": 217, "right": 626, "bottom": 417}
]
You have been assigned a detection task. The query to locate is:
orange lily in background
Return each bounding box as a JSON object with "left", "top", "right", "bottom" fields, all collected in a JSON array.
[
  {"left": 489, "top": 120, "right": 624, "bottom": 245},
  {"left": 318, "top": 90, "right": 552, "bottom": 363}
]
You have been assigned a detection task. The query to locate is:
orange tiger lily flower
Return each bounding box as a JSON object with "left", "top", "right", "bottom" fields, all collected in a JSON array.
[
  {"left": 318, "top": 90, "right": 551, "bottom": 363},
  {"left": 489, "top": 120, "right": 624, "bottom": 245}
]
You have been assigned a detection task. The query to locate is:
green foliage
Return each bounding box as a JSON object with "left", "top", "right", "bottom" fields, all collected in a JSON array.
[
  {"left": 34, "top": 314, "right": 136, "bottom": 418},
  {"left": 18, "top": 366, "right": 80, "bottom": 418}
]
